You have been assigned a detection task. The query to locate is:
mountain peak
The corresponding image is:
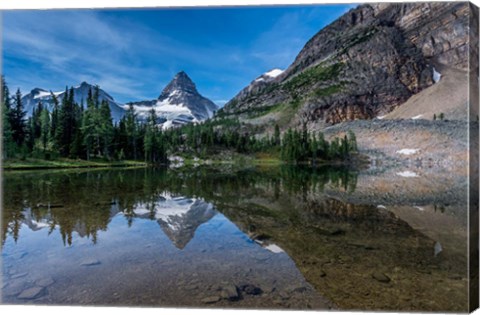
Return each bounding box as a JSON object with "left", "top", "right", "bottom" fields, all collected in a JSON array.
[
  {"left": 31, "top": 87, "right": 48, "bottom": 95},
  {"left": 159, "top": 71, "right": 197, "bottom": 99},
  {"left": 175, "top": 70, "right": 189, "bottom": 78}
]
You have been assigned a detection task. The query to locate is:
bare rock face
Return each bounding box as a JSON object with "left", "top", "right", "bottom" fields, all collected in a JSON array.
[{"left": 223, "top": 2, "right": 472, "bottom": 127}]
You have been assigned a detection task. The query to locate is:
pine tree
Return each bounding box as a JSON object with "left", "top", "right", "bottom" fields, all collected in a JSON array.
[
  {"left": 39, "top": 108, "right": 50, "bottom": 154},
  {"left": 69, "top": 102, "right": 84, "bottom": 159},
  {"left": 347, "top": 130, "right": 357, "bottom": 152},
  {"left": 55, "top": 87, "right": 76, "bottom": 156},
  {"left": 1, "top": 76, "right": 15, "bottom": 159},
  {"left": 11, "top": 89, "right": 26, "bottom": 146},
  {"left": 273, "top": 124, "right": 281, "bottom": 146},
  {"left": 317, "top": 132, "right": 328, "bottom": 159},
  {"left": 99, "top": 99, "right": 114, "bottom": 159},
  {"left": 50, "top": 92, "right": 59, "bottom": 140},
  {"left": 311, "top": 133, "right": 318, "bottom": 163},
  {"left": 25, "top": 117, "right": 35, "bottom": 153},
  {"left": 31, "top": 101, "right": 43, "bottom": 140},
  {"left": 82, "top": 89, "right": 96, "bottom": 160},
  {"left": 144, "top": 109, "right": 158, "bottom": 163},
  {"left": 125, "top": 104, "right": 138, "bottom": 160}
]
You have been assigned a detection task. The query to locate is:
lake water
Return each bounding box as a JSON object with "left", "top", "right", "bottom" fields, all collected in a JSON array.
[{"left": 1, "top": 166, "right": 470, "bottom": 311}]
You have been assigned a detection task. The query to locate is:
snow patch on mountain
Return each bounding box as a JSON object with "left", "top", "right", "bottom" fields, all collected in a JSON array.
[
  {"left": 396, "top": 148, "right": 419, "bottom": 155},
  {"left": 396, "top": 171, "right": 419, "bottom": 178},
  {"left": 264, "top": 244, "right": 284, "bottom": 254},
  {"left": 264, "top": 68, "right": 284, "bottom": 78},
  {"left": 433, "top": 68, "right": 441, "bottom": 83}
]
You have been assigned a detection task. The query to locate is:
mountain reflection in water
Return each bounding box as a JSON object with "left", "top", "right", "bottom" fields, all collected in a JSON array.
[{"left": 1, "top": 166, "right": 469, "bottom": 311}]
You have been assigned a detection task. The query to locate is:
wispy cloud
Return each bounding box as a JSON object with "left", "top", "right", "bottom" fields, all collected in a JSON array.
[
  {"left": 2, "top": 5, "right": 353, "bottom": 104},
  {"left": 3, "top": 10, "right": 180, "bottom": 101}
]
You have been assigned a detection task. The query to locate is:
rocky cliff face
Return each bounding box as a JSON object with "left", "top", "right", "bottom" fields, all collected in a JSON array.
[{"left": 223, "top": 2, "right": 472, "bottom": 128}]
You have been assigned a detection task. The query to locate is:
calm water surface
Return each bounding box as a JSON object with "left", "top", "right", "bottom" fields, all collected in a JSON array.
[{"left": 1, "top": 166, "right": 469, "bottom": 311}]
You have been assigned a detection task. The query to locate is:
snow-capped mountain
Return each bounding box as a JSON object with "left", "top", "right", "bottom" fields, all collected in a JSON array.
[
  {"left": 21, "top": 82, "right": 126, "bottom": 122},
  {"left": 127, "top": 71, "right": 218, "bottom": 129}
]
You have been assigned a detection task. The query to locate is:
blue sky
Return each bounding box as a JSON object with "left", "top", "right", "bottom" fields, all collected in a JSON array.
[{"left": 2, "top": 4, "right": 355, "bottom": 106}]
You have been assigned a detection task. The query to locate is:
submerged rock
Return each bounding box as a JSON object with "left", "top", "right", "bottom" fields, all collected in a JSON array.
[
  {"left": 241, "top": 284, "right": 263, "bottom": 296},
  {"left": 80, "top": 259, "right": 101, "bottom": 266},
  {"left": 17, "top": 286, "right": 45, "bottom": 299},
  {"left": 201, "top": 296, "right": 221, "bottom": 304},
  {"left": 10, "top": 272, "right": 28, "bottom": 279},
  {"left": 220, "top": 284, "right": 239, "bottom": 301},
  {"left": 35, "top": 277, "right": 55, "bottom": 287},
  {"left": 372, "top": 272, "right": 391, "bottom": 283}
]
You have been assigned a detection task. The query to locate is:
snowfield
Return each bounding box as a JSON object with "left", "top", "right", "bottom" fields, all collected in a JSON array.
[
  {"left": 396, "top": 148, "right": 419, "bottom": 155},
  {"left": 433, "top": 68, "right": 441, "bottom": 83},
  {"left": 396, "top": 171, "right": 419, "bottom": 178},
  {"left": 264, "top": 244, "right": 284, "bottom": 254},
  {"left": 264, "top": 68, "right": 283, "bottom": 78}
]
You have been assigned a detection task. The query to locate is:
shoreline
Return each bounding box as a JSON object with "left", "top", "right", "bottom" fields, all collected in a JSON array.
[
  {"left": 2, "top": 155, "right": 368, "bottom": 171},
  {"left": 2, "top": 158, "right": 148, "bottom": 171}
]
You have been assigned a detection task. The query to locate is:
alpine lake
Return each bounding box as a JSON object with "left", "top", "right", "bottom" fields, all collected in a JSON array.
[{"left": 1, "top": 164, "right": 471, "bottom": 311}]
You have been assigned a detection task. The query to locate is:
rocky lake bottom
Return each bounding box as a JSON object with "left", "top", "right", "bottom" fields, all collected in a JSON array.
[{"left": 0, "top": 165, "right": 472, "bottom": 311}]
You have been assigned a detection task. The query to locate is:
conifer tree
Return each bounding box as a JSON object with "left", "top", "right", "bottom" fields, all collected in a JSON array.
[
  {"left": 124, "top": 104, "right": 138, "bottom": 160},
  {"left": 50, "top": 92, "right": 59, "bottom": 140},
  {"left": 347, "top": 130, "right": 357, "bottom": 152},
  {"left": 99, "top": 99, "right": 114, "bottom": 158},
  {"left": 39, "top": 108, "right": 50, "bottom": 154},
  {"left": 144, "top": 109, "right": 156, "bottom": 162},
  {"left": 273, "top": 124, "right": 281, "bottom": 146},
  {"left": 82, "top": 88, "right": 96, "bottom": 160},
  {"left": 11, "top": 88, "right": 26, "bottom": 146},
  {"left": 55, "top": 87, "right": 76, "bottom": 156},
  {"left": 1, "top": 76, "right": 15, "bottom": 159}
]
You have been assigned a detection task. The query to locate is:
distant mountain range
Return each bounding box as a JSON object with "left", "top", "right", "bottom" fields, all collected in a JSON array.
[
  {"left": 22, "top": 82, "right": 126, "bottom": 122},
  {"left": 21, "top": 71, "right": 218, "bottom": 129}
]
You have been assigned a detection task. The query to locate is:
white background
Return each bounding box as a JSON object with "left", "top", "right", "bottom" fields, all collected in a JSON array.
[{"left": 0, "top": 0, "right": 479, "bottom": 315}]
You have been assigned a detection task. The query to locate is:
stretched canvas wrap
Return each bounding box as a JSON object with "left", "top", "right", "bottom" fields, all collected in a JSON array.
[{"left": 1, "top": 1, "right": 479, "bottom": 313}]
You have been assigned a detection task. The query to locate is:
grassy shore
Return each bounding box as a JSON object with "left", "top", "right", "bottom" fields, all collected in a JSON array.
[
  {"left": 3, "top": 151, "right": 367, "bottom": 171},
  {"left": 3, "top": 158, "right": 147, "bottom": 170}
]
